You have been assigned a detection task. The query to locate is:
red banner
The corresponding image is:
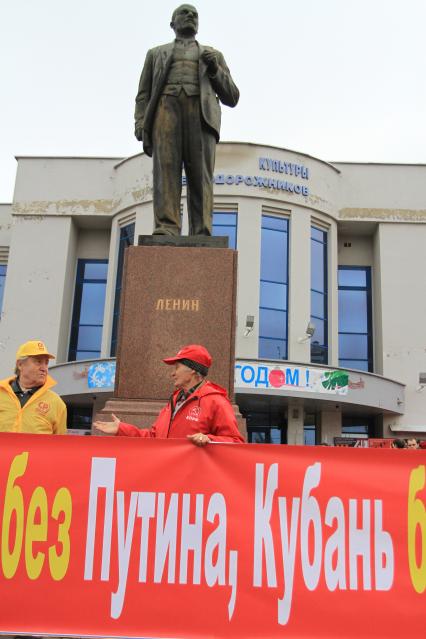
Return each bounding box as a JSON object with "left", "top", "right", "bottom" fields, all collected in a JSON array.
[{"left": 0, "top": 432, "right": 425, "bottom": 638}]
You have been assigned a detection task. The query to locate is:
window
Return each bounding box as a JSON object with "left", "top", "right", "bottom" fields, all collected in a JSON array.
[
  {"left": 68, "top": 260, "right": 108, "bottom": 361},
  {"left": 67, "top": 405, "right": 93, "bottom": 434},
  {"left": 111, "top": 223, "right": 135, "bottom": 356},
  {"left": 0, "top": 265, "right": 6, "bottom": 315},
  {"left": 246, "top": 412, "right": 286, "bottom": 444},
  {"left": 259, "top": 216, "right": 289, "bottom": 360},
  {"left": 212, "top": 212, "right": 237, "bottom": 249},
  {"left": 248, "top": 428, "right": 285, "bottom": 444},
  {"left": 342, "top": 415, "right": 375, "bottom": 438},
  {"left": 338, "top": 266, "right": 372, "bottom": 371},
  {"left": 311, "top": 227, "right": 328, "bottom": 364},
  {"left": 304, "top": 413, "right": 317, "bottom": 445}
]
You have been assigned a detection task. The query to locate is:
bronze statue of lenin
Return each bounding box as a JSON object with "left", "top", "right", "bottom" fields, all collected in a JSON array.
[{"left": 134, "top": 5, "right": 239, "bottom": 236}]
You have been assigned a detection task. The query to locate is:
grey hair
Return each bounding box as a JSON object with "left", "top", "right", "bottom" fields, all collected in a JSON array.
[{"left": 15, "top": 357, "right": 28, "bottom": 376}]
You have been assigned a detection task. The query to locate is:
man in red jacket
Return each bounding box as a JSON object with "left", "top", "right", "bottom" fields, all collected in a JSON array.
[{"left": 94, "top": 344, "right": 245, "bottom": 446}]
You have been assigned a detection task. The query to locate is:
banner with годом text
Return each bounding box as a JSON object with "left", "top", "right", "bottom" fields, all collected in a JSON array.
[{"left": 0, "top": 432, "right": 425, "bottom": 638}]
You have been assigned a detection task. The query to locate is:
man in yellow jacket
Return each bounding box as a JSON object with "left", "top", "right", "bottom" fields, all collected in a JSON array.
[{"left": 0, "top": 340, "right": 67, "bottom": 434}]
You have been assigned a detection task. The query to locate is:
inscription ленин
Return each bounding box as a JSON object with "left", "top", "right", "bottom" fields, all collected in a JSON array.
[{"left": 155, "top": 299, "right": 200, "bottom": 311}]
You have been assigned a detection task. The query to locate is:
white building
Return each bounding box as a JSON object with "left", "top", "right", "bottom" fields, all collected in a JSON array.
[{"left": 1, "top": 142, "right": 425, "bottom": 444}]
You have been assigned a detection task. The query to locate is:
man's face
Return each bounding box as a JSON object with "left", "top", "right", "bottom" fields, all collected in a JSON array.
[
  {"left": 171, "top": 362, "right": 198, "bottom": 390},
  {"left": 17, "top": 355, "right": 49, "bottom": 388},
  {"left": 171, "top": 5, "right": 198, "bottom": 37},
  {"left": 406, "top": 438, "right": 419, "bottom": 449}
]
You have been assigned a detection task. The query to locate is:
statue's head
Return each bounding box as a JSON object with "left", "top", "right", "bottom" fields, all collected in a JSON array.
[{"left": 170, "top": 4, "right": 198, "bottom": 37}]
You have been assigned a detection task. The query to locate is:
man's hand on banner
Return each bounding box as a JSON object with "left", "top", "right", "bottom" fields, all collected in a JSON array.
[{"left": 187, "top": 432, "right": 211, "bottom": 447}]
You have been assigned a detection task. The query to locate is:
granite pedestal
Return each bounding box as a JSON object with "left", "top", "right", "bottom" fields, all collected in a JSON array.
[{"left": 96, "top": 243, "right": 246, "bottom": 436}]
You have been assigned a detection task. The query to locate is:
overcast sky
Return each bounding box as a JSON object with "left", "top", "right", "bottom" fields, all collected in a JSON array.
[{"left": 1, "top": 0, "right": 426, "bottom": 202}]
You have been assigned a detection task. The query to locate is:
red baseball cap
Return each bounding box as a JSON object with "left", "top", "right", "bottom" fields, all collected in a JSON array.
[{"left": 163, "top": 344, "right": 212, "bottom": 368}]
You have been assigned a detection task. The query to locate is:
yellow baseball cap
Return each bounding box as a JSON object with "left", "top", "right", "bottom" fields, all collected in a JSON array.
[{"left": 16, "top": 340, "right": 55, "bottom": 360}]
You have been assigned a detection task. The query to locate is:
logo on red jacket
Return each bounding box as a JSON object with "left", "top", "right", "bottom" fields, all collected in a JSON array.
[
  {"left": 36, "top": 401, "right": 50, "bottom": 415},
  {"left": 186, "top": 406, "right": 201, "bottom": 421}
]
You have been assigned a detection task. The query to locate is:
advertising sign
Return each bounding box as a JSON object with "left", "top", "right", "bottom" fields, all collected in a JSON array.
[
  {"left": 236, "top": 361, "right": 349, "bottom": 395},
  {"left": 0, "top": 434, "right": 425, "bottom": 638}
]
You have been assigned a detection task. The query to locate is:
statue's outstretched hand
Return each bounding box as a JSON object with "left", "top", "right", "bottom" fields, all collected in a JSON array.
[
  {"left": 94, "top": 413, "right": 120, "bottom": 435},
  {"left": 135, "top": 126, "right": 143, "bottom": 142},
  {"left": 202, "top": 48, "right": 219, "bottom": 75}
]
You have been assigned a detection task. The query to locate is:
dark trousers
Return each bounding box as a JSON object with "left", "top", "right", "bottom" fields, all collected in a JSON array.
[{"left": 152, "top": 92, "right": 216, "bottom": 236}]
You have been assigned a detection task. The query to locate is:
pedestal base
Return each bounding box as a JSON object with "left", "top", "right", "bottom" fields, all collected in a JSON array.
[{"left": 94, "top": 398, "right": 167, "bottom": 431}]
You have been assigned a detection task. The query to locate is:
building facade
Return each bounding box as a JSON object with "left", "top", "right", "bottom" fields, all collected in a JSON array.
[{"left": 1, "top": 142, "right": 425, "bottom": 443}]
